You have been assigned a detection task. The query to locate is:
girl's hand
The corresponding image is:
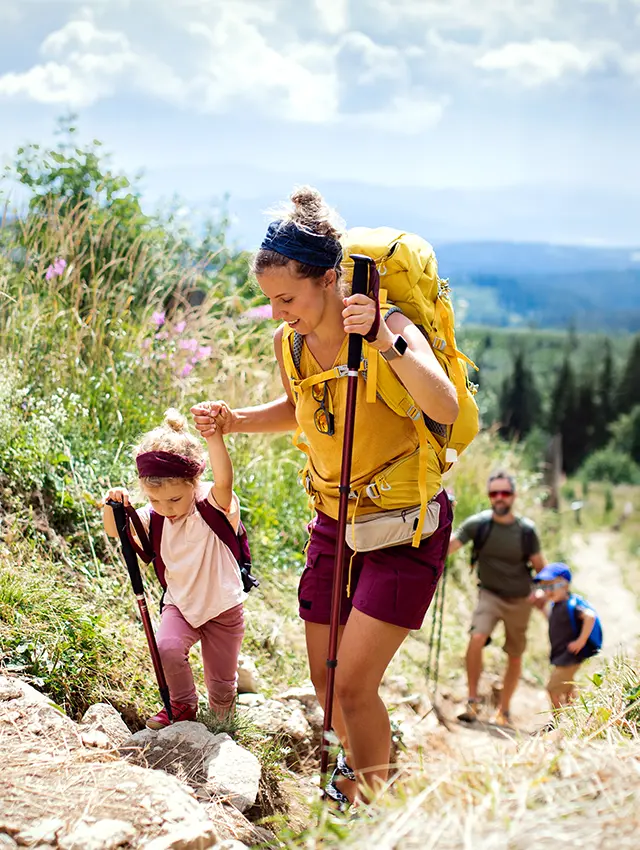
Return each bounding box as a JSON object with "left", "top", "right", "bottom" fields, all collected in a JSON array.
[
  {"left": 342, "top": 294, "right": 394, "bottom": 350},
  {"left": 191, "top": 400, "right": 235, "bottom": 438},
  {"left": 567, "top": 639, "right": 585, "bottom": 654},
  {"left": 102, "top": 487, "right": 130, "bottom": 507}
]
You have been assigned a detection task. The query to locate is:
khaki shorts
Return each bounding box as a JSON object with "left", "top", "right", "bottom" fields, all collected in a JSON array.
[
  {"left": 471, "top": 588, "right": 532, "bottom": 658},
  {"left": 547, "top": 663, "right": 581, "bottom": 696}
]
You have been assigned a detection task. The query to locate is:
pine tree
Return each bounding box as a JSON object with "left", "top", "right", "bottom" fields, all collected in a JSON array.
[
  {"left": 617, "top": 334, "right": 640, "bottom": 415},
  {"left": 498, "top": 350, "right": 540, "bottom": 439},
  {"left": 593, "top": 338, "right": 616, "bottom": 449},
  {"left": 547, "top": 357, "right": 581, "bottom": 473}
]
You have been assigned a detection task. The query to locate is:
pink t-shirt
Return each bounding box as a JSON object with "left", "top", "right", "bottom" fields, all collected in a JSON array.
[{"left": 136, "top": 483, "right": 244, "bottom": 628}]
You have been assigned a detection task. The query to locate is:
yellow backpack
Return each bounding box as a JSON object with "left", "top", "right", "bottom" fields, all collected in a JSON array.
[{"left": 282, "top": 227, "right": 480, "bottom": 546}]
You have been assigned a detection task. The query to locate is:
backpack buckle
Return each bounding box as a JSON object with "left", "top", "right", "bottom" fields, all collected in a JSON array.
[{"left": 432, "top": 337, "right": 446, "bottom": 351}]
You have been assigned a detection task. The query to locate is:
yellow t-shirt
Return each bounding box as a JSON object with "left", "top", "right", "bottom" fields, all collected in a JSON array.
[{"left": 296, "top": 336, "right": 421, "bottom": 519}]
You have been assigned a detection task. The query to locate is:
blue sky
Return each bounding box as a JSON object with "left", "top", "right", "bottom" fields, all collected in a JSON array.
[{"left": 1, "top": 0, "right": 639, "bottom": 247}]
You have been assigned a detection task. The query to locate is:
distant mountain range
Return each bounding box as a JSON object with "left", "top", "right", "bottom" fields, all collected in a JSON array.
[{"left": 434, "top": 242, "right": 640, "bottom": 331}]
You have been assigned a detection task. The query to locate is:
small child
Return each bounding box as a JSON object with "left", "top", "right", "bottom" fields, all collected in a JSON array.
[
  {"left": 533, "top": 562, "right": 600, "bottom": 710},
  {"left": 103, "top": 406, "right": 245, "bottom": 729}
]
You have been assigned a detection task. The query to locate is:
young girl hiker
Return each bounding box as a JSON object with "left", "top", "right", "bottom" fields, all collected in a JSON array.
[
  {"left": 192, "top": 187, "right": 458, "bottom": 805},
  {"left": 102, "top": 407, "right": 245, "bottom": 729}
]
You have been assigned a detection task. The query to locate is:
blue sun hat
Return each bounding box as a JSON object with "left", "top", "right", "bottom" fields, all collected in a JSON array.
[{"left": 533, "top": 562, "right": 572, "bottom": 583}]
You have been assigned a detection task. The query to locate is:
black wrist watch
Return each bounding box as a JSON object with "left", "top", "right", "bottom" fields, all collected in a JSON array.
[{"left": 380, "top": 334, "right": 408, "bottom": 362}]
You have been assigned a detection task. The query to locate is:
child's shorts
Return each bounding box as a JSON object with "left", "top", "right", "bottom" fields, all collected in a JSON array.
[
  {"left": 548, "top": 663, "right": 582, "bottom": 695},
  {"left": 298, "top": 489, "right": 453, "bottom": 631}
]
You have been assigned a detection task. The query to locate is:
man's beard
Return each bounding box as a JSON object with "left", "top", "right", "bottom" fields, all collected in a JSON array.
[{"left": 492, "top": 503, "right": 511, "bottom": 517}]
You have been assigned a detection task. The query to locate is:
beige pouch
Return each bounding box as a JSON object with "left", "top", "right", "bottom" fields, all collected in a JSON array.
[{"left": 346, "top": 499, "right": 441, "bottom": 553}]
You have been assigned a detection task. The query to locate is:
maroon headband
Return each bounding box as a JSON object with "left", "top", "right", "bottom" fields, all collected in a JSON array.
[{"left": 136, "top": 451, "right": 205, "bottom": 479}]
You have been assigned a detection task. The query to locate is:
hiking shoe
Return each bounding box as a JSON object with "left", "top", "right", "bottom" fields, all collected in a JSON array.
[
  {"left": 492, "top": 709, "right": 512, "bottom": 728},
  {"left": 146, "top": 701, "right": 197, "bottom": 730},
  {"left": 324, "top": 772, "right": 351, "bottom": 812},
  {"left": 457, "top": 699, "right": 482, "bottom": 723}
]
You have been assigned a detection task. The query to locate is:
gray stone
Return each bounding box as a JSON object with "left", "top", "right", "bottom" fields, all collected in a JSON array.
[
  {"left": 203, "top": 734, "right": 261, "bottom": 813},
  {"left": 216, "top": 842, "right": 249, "bottom": 850},
  {"left": 15, "top": 818, "right": 64, "bottom": 846},
  {"left": 236, "top": 693, "right": 265, "bottom": 708},
  {"left": 236, "top": 655, "right": 260, "bottom": 694},
  {"left": 238, "top": 698, "right": 312, "bottom": 744},
  {"left": 278, "top": 685, "right": 318, "bottom": 709},
  {"left": 121, "top": 723, "right": 260, "bottom": 814},
  {"left": 141, "top": 825, "right": 218, "bottom": 850},
  {"left": 80, "top": 729, "right": 113, "bottom": 749},
  {"left": 0, "top": 676, "right": 80, "bottom": 748},
  {"left": 58, "top": 819, "right": 135, "bottom": 850},
  {"left": 79, "top": 704, "right": 131, "bottom": 747},
  {"left": 0, "top": 835, "right": 18, "bottom": 848},
  {"left": 0, "top": 680, "right": 22, "bottom": 701}
]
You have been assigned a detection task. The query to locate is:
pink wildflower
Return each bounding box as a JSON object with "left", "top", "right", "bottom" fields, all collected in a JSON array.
[
  {"left": 178, "top": 338, "right": 199, "bottom": 353},
  {"left": 243, "top": 304, "right": 273, "bottom": 319},
  {"left": 181, "top": 363, "right": 194, "bottom": 377},
  {"left": 174, "top": 320, "right": 187, "bottom": 333},
  {"left": 197, "top": 345, "right": 212, "bottom": 360},
  {"left": 152, "top": 311, "right": 166, "bottom": 327},
  {"left": 45, "top": 257, "right": 67, "bottom": 280}
]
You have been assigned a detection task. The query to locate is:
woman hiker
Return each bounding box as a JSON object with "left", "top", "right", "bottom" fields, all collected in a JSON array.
[{"left": 192, "top": 187, "right": 458, "bottom": 806}]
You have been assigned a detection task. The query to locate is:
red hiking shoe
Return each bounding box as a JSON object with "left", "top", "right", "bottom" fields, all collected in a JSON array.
[{"left": 146, "top": 701, "right": 197, "bottom": 730}]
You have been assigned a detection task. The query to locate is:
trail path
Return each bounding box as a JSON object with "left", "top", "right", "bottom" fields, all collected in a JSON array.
[{"left": 570, "top": 531, "right": 640, "bottom": 655}]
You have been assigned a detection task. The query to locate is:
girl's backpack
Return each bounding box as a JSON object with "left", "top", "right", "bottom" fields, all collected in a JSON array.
[
  {"left": 125, "top": 499, "right": 259, "bottom": 595},
  {"left": 567, "top": 594, "right": 603, "bottom": 659}
]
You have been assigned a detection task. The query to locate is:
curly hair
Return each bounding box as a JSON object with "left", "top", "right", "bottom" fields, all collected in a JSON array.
[{"left": 133, "top": 408, "right": 205, "bottom": 488}]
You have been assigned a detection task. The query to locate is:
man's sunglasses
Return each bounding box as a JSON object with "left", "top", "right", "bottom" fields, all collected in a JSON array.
[
  {"left": 312, "top": 381, "right": 335, "bottom": 436},
  {"left": 488, "top": 490, "right": 514, "bottom": 498}
]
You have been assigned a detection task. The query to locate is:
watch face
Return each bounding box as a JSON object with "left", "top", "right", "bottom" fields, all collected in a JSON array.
[{"left": 394, "top": 335, "right": 408, "bottom": 355}]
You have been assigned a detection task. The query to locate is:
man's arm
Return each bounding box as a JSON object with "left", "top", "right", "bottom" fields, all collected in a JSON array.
[
  {"left": 529, "top": 552, "right": 546, "bottom": 573},
  {"left": 447, "top": 536, "right": 464, "bottom": 556}
]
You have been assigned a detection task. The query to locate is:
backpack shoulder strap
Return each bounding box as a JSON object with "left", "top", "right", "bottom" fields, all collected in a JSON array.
[
  {"left": 470, "top": 517, "right": 493, "bottom": 566},
  {"left": 149, "top": 511, "right": 167, "bottom": 590},
  {"left": 567, "top": 594, "right": 580, "bottom": 637},
  {"left": 518, "top": 519, "right": 537, "bottom": 564},
  {"left": 195, "top": 498, "right": 241, "bottom": 563}
]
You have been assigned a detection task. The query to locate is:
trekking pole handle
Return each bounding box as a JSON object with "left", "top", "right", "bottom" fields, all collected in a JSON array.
[
  {"left": 107, "top": 499, "right": 145, "bottom": 596},
  {"left": 348, "top": 254, "right": 372, "bottom": 371}
]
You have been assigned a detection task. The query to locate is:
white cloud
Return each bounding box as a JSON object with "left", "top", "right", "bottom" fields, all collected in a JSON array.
[
  {"left": 356, "top": 91, "right": 446, "bottom": 133},
  {"left": 315, "top": 0, "right": 349, "bottom": 34},
  {"left": 475, "top": 39, "right": 603, "bottom": 85}
]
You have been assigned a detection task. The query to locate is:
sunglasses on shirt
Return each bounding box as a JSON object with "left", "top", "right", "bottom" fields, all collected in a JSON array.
[
  {"left": 488, "top": 490, "right": 514, "bottom": 499},
  {"left": 312, "top": 381, "right": 335, "bottom": 436}
]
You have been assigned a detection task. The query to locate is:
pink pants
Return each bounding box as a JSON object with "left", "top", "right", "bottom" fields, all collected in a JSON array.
[{"left": 156, "top": 603, "right": 245, "bottom": 716}]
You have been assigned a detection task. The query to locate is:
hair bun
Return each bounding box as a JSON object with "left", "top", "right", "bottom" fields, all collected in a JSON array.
[
  {"left": 163, "top": 408, "right": 187, "bottom": 432},
  {"left": 290, "top": 186, "right": 323, "bottom": 210}
]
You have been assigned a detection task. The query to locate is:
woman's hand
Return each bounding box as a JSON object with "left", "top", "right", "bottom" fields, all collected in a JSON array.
[
  {"left": 342, "top": 294, "right": 394, "bottom": 350},
  {"left": 191, "top": 400, "right": 235, "bottom": 438}
]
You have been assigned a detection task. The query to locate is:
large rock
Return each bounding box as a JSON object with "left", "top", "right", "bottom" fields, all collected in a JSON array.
[
  {"left": 237, "top": 697, "right": 312, "bottom": 746},
  {"left": 141, "top": 824, "right": 218, "bottom": 850},
  {"left": 58, "top": 819, "right": 136, "bottom": 850},
  {"left": 122, "top": 722, "right": 261, "bottom": 813},
  {"left": 79, "top": 704, "right": 131, "bottom": 748},
  {"left": 236, "top": 655, "right": 260, "bottom": 694},
  {"left": 0, "top": 676, "right": 80, "bottom": 749}
]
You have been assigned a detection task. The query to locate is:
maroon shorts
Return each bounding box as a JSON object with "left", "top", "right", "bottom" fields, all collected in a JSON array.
[{"left": 298, "top": 490, "right": 453, "bottom": 631}]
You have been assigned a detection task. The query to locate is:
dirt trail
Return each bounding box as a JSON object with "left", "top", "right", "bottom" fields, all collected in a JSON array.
[{"left": 570, "top": 531, "right": 640, "bottom": 655}]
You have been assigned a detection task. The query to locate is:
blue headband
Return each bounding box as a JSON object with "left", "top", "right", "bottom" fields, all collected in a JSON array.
[{"left": 260, "top": 220, "right": 342, "bottom": 269}]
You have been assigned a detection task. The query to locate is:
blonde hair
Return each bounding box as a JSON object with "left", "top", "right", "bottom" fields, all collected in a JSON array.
[
  {"left": 133, "top": 408, "right": 205, "bottom": 488},
  {"left": 251, "top": 186, "right": 345, "bottom": 283}
]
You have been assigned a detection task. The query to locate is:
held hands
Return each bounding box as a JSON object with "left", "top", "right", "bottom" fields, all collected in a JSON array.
[{"left": 190, "top": 400, "right": 234, "bottom": 439}]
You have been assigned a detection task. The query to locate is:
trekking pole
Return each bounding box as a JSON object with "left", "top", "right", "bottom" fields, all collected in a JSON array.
[
  {"left": 320, "top": 254, "right": 373, "bottom": 781},
  {"left": 107, "top": 499, "right": 173, "bottom": 723}
]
